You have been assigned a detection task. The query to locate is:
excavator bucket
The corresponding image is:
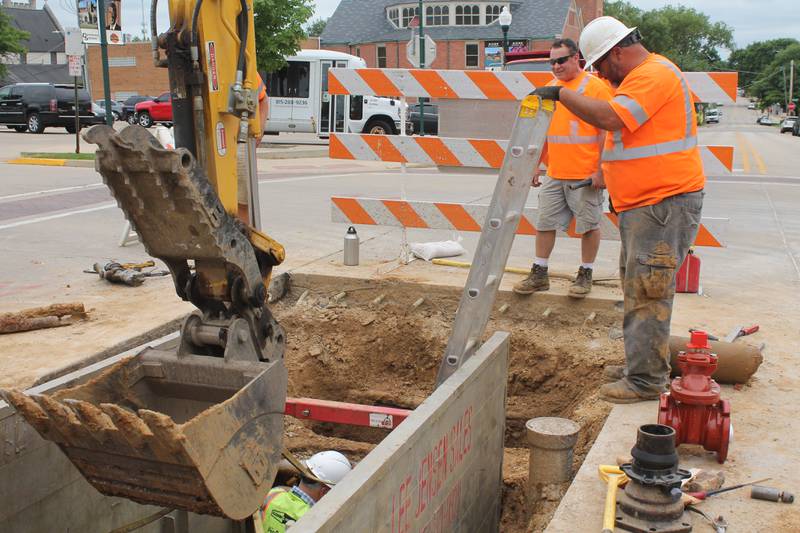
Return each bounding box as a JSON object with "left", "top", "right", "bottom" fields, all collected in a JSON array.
[
  {"left": 2, "top": 346, "right": 287, "bottom": 519},
  {"left": 0, "top": 124, "right": 291, "bottom": 519}
]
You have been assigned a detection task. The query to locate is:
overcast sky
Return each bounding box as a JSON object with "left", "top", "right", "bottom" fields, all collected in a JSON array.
[{"left": 43, "top": 0, "right": 799, "bottom": 50}]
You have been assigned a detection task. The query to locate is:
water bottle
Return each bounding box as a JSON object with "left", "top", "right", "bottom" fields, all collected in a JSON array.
[{"left": 343, "top": 226, "right": 359, "bottom": 266}]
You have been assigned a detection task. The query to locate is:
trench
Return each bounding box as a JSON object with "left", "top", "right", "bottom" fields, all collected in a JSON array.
[{"left": 272, "top": 276, "right": 621, "bottom": 532}]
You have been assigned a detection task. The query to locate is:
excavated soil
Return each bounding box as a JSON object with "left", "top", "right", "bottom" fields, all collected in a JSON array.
[{"left": 272, "top": 276, "right": 622, "bottom": 532}]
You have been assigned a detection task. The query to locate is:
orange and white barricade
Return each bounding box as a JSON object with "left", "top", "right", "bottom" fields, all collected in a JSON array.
[{"left": 328, "top": 68, "right": 737, "bottom": 248}]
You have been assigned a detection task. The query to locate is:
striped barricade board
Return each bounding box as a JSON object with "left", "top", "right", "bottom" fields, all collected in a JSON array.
[
  {"left": 331, "top": 133, "right": 734, "bottom": 175},
  {"left": 329, "top": 68, "right": 738, "bottom": 104},
  {"left": 331, "top": 197, "right": 726, "bottom": 248}
]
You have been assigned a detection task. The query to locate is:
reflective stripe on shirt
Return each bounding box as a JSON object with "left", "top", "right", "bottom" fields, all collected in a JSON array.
[{"left": 603, "top": 59, "right": 696, "bottom": 162}]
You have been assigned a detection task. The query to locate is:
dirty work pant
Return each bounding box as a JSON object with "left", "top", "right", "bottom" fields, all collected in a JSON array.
[{"left": 618, "top": 190, "right": 704, "bottom": 395}]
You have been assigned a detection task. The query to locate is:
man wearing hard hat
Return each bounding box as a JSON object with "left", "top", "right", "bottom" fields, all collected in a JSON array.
[
  {"left": 533, "top": 17, "right": 705, "bottom": 403},
  {"left": 258, "top": 450, "right": 352, "bottom": 532}
]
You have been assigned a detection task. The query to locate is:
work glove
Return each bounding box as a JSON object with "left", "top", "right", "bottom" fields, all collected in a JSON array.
[{"left": 532, "top": 86, "right": 562, "bottom": 102}]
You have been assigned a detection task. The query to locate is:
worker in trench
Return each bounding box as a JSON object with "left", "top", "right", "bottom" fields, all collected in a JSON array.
[
  {"left": 532, "top": 16, "right": 705, "bottom": 403},
  {"left": 256, "top": 450, "right": 352, "bottom": 532},
  {"left": 512, "top": 38, "right": 612, "bottom": 299}
]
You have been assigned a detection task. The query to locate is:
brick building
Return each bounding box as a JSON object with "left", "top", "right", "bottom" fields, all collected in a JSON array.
[
  {"left": 85, "top": 38, "right": 321, "bottom": 101},
  {"left": 320, "top": 0, "right": 603, "bottom": 70}
]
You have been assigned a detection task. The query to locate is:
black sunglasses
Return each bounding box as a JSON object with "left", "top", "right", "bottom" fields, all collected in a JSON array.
[{"left": 549, "top": 55, "right": 574, "bottom": 66}]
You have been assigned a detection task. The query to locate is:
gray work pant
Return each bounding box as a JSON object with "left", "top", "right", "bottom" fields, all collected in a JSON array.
[{"left": 618, "top": 190, "right": 704, "bottom": 395}]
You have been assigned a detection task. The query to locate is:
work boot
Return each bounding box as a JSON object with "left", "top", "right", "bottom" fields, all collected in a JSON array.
[
  {"left": 568, "top": 266, "right": 593, "bottom": 299},
  {"left": 603, "top": 365, "right": 626, "bottom": 382},
  {"left": 513, "top": 264, "right": 550, "bottom": 295},
  {"left": 599, "top": 379, "right": 661, "bottom": 404}
]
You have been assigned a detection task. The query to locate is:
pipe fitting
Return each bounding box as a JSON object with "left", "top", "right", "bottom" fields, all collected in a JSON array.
[{"left": 526, "top": 417, "right": 580, "bottom": 501}]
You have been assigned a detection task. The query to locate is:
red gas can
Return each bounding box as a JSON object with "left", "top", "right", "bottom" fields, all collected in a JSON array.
[{"left": 676, "top": 249, "right": 700, "bottom": 293}]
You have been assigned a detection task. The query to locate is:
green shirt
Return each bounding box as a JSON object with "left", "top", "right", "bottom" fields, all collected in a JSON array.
[{"left": 260, "top": 487, "right": 312, "bottom": 533}]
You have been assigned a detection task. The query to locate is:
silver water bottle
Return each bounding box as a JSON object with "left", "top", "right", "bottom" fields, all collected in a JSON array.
[{"left": 343, "top": 226, "right": 359, "bottom": 266}]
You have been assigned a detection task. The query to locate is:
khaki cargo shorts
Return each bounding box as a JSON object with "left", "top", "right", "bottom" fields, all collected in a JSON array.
[{"left": 536, "top": 176, "right": 604, "bottom": 235}]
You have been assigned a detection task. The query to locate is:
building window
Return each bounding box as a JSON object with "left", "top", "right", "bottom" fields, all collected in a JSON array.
[
  {"left": 355, "top": 47, "right": 361, "bottom": 57},
  {"left": 401, "top": 6, "right": 419, "bottom": 28},
  {"left": 486, "top": 5, "right": 501, "bottom": 24},
  {"left": 456, "top": 5, "right": 479, "bottom": 26},
  {"left": 377, "top": 45, "right": 387, "bottom": 68},
  {"left": 425, "top": 5, "right": 449, "bottom": 26},
  {"left": 465, "top": 42, "right": 479, "bottom": 67},
  {"left": 388, "top": 8, "right": 399, "bottom": 28}
]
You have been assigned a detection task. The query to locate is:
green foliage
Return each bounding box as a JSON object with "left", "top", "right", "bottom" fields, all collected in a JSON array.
[
  {"left": 728, "top": 38, "right": 799, "bottom": 89},
  {"left": 0, "top": 8, "right": 29, "bottom": 78},
  {"left": 253, "top": 0, "right": 313, "bottom": 73},
  {"left": 306, "top": 17, "right": 328, "bottom": 38},
  {"left": 603, "top": 1, "right": 733, "bottom": 71},
  {"left": 747, "top": 43, "right": 800, "bottom": 107}
]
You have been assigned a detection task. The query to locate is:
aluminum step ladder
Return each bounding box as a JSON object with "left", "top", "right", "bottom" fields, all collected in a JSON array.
[{"left": 436, "top": 94, "right": 555, "bottom": 386}]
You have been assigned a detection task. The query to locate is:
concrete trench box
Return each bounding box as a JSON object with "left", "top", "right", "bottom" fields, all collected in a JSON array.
[{"left": 0, "top": 273, "right": 621, "bottom": 532}]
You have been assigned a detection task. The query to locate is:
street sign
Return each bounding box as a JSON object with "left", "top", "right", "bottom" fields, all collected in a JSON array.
[
  {"left": 406, "top": 34, "right": 437, "bottom": 68},
  {"left": 68, "top": 55, "right": 83, "bottom": 77},
  {"left": 65, "top": 27, "right": 84, "bottom": 56}
]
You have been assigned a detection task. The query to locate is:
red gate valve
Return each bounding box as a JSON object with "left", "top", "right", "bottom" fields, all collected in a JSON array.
[{"left": 658, "top": 330, "right": 732, "bottom": 463}]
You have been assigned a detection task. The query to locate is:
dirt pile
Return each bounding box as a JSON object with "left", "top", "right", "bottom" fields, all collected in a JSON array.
[{"left": 271, "top": 277, "right": 622, "bottom": 531}]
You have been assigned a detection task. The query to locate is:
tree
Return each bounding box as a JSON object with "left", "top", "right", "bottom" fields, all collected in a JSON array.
[
  {"left": 748, "top": 43, "right": 800, "bottom": 107},
  {"left": 728, "top": 38, "right": 799, "bottom": 89},
  {"left": 0, "top": 8, "right": 29, "bottom": 78},
  {"left": 604, "top": 1, "right": 734, "bottom": 71},
  {"left": 306, "top": 17, "right": 328, "bottom": 37},
  {"left": 253, "top": 0, "right": 313, "bottom": 73}
]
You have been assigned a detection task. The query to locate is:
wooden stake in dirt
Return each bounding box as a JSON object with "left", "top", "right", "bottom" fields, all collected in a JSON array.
[{"left": 0, "top": 303, "right": 87, "bottom": 334}]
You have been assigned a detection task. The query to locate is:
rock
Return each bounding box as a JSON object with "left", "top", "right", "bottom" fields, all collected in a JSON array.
[
  {"left": 684, "top": 469, "right": 725, "bottom": 493},
  {"left": 309, "top": 346, "right": 322, "bottom": 357},
  {"left": 609, "top": 327, "right": 624, "bottom": 340},
  {"left": 361, "top": 315, "right": 376, "bottom": 327}
]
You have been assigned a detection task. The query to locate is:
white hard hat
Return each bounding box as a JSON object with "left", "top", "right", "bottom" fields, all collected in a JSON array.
[
  {"left": 304, "top": 451, "right": 352, "bottom": 487},
  {"left": 579, "top": 16, "right": 637, "bottom": 69}
]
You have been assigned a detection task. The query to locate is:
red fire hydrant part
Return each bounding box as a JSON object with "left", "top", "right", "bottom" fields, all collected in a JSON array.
[{"left": 658, "top": 330, "right": 732, "bottom": 463}]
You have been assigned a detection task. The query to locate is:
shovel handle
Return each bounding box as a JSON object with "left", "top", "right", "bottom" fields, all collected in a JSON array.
[{"left": 602, "top": 476, "right": 621, "bottom": 532}]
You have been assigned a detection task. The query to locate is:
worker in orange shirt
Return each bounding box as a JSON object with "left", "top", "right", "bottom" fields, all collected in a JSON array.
[
  {"left": 533, "top": 17, "right": 705, "bottom": 403},
  {"left": 513, "top": 38, "right": 612, "bottom": 299}
]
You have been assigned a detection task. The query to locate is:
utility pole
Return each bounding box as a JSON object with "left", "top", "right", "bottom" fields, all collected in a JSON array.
[
  {"left": 790, "top": 59, "right": 795, "bottom": 115},
  {"left": 98, "top": 0, "right": 114, "bottom": 126},
  {"left": 417, "top": 0, "right": 425, "bottom": 136}
]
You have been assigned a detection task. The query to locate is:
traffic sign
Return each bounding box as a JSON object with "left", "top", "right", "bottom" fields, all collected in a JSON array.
[
  {"left": 406, "top": 34, "right": 436, "bottom": 68},
  {"left": 68, "top": 55, "right": 83, "bottom": 77},
  {"left": 65, "top": 27, "right": 84, "bottom": 56}
]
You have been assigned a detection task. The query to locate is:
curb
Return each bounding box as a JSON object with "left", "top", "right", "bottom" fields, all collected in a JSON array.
[
  {"left": 257, "top": 148, "right": 329, "bottom": 160},
  {"left": 7, "top": 157, "right": 95, "bottom": 167}
]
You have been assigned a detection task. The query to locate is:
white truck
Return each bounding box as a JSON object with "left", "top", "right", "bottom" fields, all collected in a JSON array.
[{"left": 264, "top": 49, "right": 411, "bottom": 138}]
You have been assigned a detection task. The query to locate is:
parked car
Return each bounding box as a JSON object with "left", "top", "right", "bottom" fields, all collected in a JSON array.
[
  {"left": 93, "top": 99, "right": 123, "bottom": 121},
  {"left": 121, "top": 95, "right": 154, "bottom": 124},
  {"left": 757, "top": 115, "right": 779, "bottom": 126},
  {"left": 780, "top": 116, "right": 797, "bottom": 133},
  {"left": 793, "top": 118, "right": 800, "bottom": 136},
  {"left": 408, "top": 102, "right": 438, "bottom": 135},
  {"left": 0, "top": 83, "right": 102, "bottom": 133},
  {"left": 747, "top": 102, "right": 757, "bottom": 110},
  {"left": 134, "top": 92, "right": 172, "bottom": 128},
  {"left": 705, "top": 108, "right": 720, "bottom": 124}
]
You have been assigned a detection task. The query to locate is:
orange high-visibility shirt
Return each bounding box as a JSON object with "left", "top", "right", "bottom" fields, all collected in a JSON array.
[
  {"left": 602, "top": 54, "right": 705, "bottom": 212},
  {"left": 544, "top": 71, "right": 612, "bottom": 180}
]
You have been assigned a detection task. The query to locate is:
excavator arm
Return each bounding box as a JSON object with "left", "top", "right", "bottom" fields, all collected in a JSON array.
[{"left": 2, "top": 0, "right": 288, "bottom": 520}]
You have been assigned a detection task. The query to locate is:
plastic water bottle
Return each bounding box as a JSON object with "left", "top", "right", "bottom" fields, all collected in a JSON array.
[{"left": 343, "top": 226, "right": 359, "bottom": 266}]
